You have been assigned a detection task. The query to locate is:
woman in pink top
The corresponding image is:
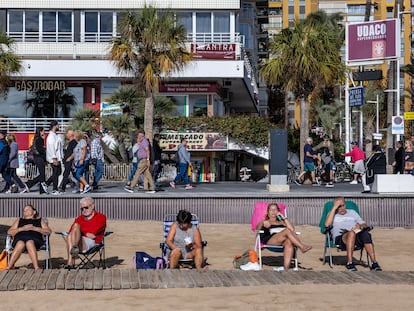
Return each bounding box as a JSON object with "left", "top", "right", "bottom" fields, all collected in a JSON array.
[{"left": 342, "top": 141, "right": 365, "bottom": 184}]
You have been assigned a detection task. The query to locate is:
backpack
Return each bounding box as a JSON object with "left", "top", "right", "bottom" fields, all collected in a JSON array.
[
  {"left": 320, "top": 147, "right": 331, "bottom": 165},
  {"left": 134, "top": 251, "right": 167, "bottom": 269},
  {"left": 233, "top": 250, "right": 257, "bottom": 269}
]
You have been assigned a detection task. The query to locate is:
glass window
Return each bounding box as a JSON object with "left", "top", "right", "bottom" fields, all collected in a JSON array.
[
  {"left": 25, "top": 11, "right": 39, "bottom": 32},
  {"left": 213, "top": 12, "right": 230, "bottom": 33},
  {"left": 191, "top": 95, "right": 208, "bottom": 117},
  {"left": 196, "top": 12, "right": 211, "bottom": 33},
  {"left": 58, "top": 12, "right": 72, "bottom": 32},
  {"left": 177, "top": 12, "right": 192, "bottom": 33},
  {"left": 85, "top": 12, "right": 98, "bottom": 32},
  {"left": 43, "top": 12, "right": 56, "bottom": 32},
  {"left": 9, "top": 11, "right": 23, "bottom": 33},
  {"left": 100, "top": 12, "right": 113, "bottom": 33}
]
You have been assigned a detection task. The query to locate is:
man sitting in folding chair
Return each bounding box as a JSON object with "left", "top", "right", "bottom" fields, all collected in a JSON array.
[
  {"left": 64, "top": 196, "right": 106, "bottom": 270},
  {"left": 324, "top": 197, "right": 382, "bottom": 272},
  {"left": 255, "top": 202, "right": 312, "bottom": 271}
]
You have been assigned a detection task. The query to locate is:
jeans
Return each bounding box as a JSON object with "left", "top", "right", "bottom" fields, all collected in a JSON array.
[
  {"left": 59, "top": 160, "right": 74, "bottom": 191},
  {"left": 92, "top": 159, "right": 104, "bottom": 186},
  {"left": 75, "top": 160, "right": 89, "bottom": 181},
  {"left": 7, "top": 167, "right": 25, "bottom": 189},
  {"left": 128, "top": 162, "right": 138, "bottom": 181},
  {"left": 174, "top": 162, "right": 189, "bottom": 185}
]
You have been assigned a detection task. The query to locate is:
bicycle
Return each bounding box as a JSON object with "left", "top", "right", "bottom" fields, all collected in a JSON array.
[
  {"left": 287, "top": 160, "right": 301, "bottom": 184},
  {"left": 334, "top": 161, "right": 353, "bottom": 183}
]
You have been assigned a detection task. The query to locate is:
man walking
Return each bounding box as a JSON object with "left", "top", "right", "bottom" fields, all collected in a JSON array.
[
  {"left": 45, "top": 120, "right": 63, "bottom": 195},
  {"left": 91, "top": 132, "right": 104, "bottom": 190},
  {"left": 342, "top": 141, "right": 365, "bottom": 184},
  {"left": 124, "top": 130, "right": 155, "bottom": 193},
  {"left": 152, "top": 133, "right": 162, "bottom": 187},
  {"left": 170, "top": 138, "right": 194, "bottom": 189},
  {"left": 58, "top": 129, "right": 77, "bottom": 193},
  {"left": 296, "top": 137, "right": 318, "bottom": 186}
]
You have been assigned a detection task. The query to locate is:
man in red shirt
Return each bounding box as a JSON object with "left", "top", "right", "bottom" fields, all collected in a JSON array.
[
  {"left": 65, "top": 196, "right": 106, "bottom": 268},
  {"left": 342, "top": 141, "right": 365, "bottom": 184}
]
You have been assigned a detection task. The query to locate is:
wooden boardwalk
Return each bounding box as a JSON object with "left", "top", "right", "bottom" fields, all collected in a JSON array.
[{"left": 0, "top": 269, "right": 413, "bottom": 291}]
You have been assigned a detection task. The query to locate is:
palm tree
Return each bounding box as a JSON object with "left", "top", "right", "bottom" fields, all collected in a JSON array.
[
  {"left": 0, "top": 32, "right": 21, "bottom": 95},
  {"left": 261, "top": 11, "right": 345, "bottom": 166},
  {"left": 109, "top": 6, "right": 192, "bottom": 142},
  {"left": 24, "top": 89, "right": 77, "bottom": 118}
]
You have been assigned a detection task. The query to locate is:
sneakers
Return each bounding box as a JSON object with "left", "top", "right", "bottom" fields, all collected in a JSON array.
[
  {"left": 169, "top": 181, "right": 176, "bottom": 189},
  {"left": 124, "top": 186, "right": 134, "bottom": 193},
  {"left": 346, "top": 262, "right": 358, "bottom": 271},
  {"left": 312, "top": 182, "right": 320, "bottom": 187},
  {"left": 371, "top": 262, "right": 382, "bottom": 271},
  {"left": 81, "top": 185, "right": 91, "bottom": 194},
  {"left": 51, "top": 190, "right": 62, "bottom": 195},
  {"left": 240, "top": 261, "right": 261, "bottom": 271},
  {"left": 349, "top": 180, "right": 358, "bottom": 185},
  {"left": 273, "top": 266, "right": 285, "bottom": 272},
  {"left": 145, "top": 190, "right": 156, "bottom": 194},
  {"left": 326, "top": 182, "right": 334, "bottom": 188},
  {"left": 294, "top": 179, "right": 302, "bottom": 186},
  {"left": 185, "top": 184, "right": 195, "bottom": 190},
  {"left": 41, "top": 182, "right": 49, "bottom": 193},
  {"left": 19, "top": 187, "right": 29, "bottom": 194}
]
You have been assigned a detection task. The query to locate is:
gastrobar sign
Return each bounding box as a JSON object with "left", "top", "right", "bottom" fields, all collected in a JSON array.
[{"left": 346, "top": 19, "right": 399, "bottom": 62}]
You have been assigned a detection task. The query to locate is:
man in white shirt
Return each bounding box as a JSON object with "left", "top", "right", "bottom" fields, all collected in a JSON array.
[
  {"left": 45, "top": 120, "right": 63, "bottom": 194},
  {"left": 324, "top": 197, "right": 382, "bottom": 272}
]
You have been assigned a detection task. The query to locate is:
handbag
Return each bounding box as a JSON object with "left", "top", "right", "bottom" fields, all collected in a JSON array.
[
  {"left": 404, "top": 161, "right": 414, "bottom": 171},
  {"left": 366, "top": 168, "right": 375, "bottom": 184},
  {"left": 26, "top": 143, "right": 39, "bottom": 161},
  {"left": 0, "top": 250, "right": 8, "bottom": 270}
]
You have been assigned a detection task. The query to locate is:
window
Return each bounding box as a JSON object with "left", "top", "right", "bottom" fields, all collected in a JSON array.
[
  {"left": 196, "top": 12, "right": 211, "bottom": 33},
  {"left": 177, "top": 12, "right": 192, "bottom": 34},
  {"left": 84, "top": 11, "right": 114, "bottom": 42}
]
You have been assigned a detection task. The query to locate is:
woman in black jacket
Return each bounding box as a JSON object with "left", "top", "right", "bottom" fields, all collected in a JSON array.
[
  {"left": 361, "top": 145, "right": 386, "bottom": 193},
  {"left": 26, "top": 127, "right": 48, "bottom": 194}
]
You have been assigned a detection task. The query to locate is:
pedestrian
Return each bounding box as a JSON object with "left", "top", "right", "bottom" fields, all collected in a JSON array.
[
  {"left": 126, "top": 140, "right": 139, "bottom": 187},
  {"left": 314, "top": 134, "right": 335, "bottom": 187},
  {"left": 342, "top": 141, "right": 365, "bottom": 184},
  {"left": 90, "top": 132, "right": 104, "bottom": 190},
  {"left": 296, "top": 137, "right": 319, "bottom": 186},
  {"left": 152, "top": 133, "right": 162, "bottom": 187},
  {"left": 123, "top": 130, "right": 155, "bottom": 193},
  {"left": 404, "top": 140, "right": 414, "bottom": 174},
  {"left": 73, "top": 130, "right": 91, "bottom": 194},
  {"left": 5, "top": 134, "right": 28, "bottom": 193},
  {"left": 392, "top": 141, "right": 404, "bottom": 174},
  {"left": 45, "top": 120, "right": 63, "bottom": 195},
  {"left": 0, "top": 130, "right": 11, "bottom": 192},
  {"left": 58, "top": 129, "right": 77, "bottom": 193},
  {"left": 170, "top": 138, "right": 194, "bottom": 189},
  {"left": 25, "top": 127, "right": 48, "bottom": 194}
]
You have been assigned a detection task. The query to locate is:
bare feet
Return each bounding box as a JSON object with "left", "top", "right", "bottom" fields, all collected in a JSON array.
[{"left": 301, "top": 245, "right": 312, "bottom": 253}]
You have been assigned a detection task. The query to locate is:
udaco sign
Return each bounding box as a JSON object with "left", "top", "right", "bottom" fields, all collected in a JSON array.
[{"left": 346, "top": 19, "right": 399, "bottom": 62}]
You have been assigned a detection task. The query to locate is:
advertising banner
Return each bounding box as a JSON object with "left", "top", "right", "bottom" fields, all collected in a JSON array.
[
  {"left": 190, "top": 43, "right": 236, "bottom": 60},
  {"left": 160, "top": 132, "right": 228, "bottom": 151},
  {"left": 346, "top": 19, "right": 399, "bottom": 62},
  {"left": 158, "top": 82, "right": 219, "bottom": 93},
  {"left": 349, "top": 86, "right": 364, "bottom": 107},
  {"left": 101, "top": 102, "right": 124, "bottom": 116}
]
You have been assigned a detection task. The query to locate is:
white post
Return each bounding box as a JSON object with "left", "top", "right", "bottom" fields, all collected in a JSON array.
[
  {"left": 396, "top": 57, "right": 400, "bottom": 141},
  {"left": 359, "top": 110, "right": 363, "bottom": 148},
  {"left": 345, "top": 74, "right": 350, "bottom": 153},
  {"left": 376, "top": 94, "right": 379, "bottom": 134}
]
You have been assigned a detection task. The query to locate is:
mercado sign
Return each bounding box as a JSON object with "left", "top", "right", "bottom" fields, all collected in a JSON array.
[
  {"left": 15, "top": 80, "right": 66, "bottom": 91},
  {"left": 190, "top": 43, "right": 236, "bottom": 60},
  {"left": 160, "top": 132, "right": 228, "bottom": 151},
  {"left": 346, "top": 19, "right": 399, "bottom": 62}
]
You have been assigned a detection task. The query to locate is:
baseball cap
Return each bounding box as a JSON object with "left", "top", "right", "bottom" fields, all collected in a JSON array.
[{"left": 351, "top": 141, "right": 358, "bottom": 146}]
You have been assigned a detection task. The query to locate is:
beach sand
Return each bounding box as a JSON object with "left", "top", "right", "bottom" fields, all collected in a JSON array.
[{"left": 0, "top": 218, "right": 413, "bottom": 310}]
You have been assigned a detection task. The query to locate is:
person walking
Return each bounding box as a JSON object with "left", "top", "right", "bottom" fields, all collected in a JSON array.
[
  {"left": 170, "top": 138, "right": 194, "bottom": 189},
  {"left": 152, "top": 133, "right": 162, "bottom": 187},
  {"left": 392, "top": 141, "right": 404, "bottom": 174},
  {"left": 25, "top": 127, "right": 48, "bottom": 194},
  {"left": 90, "top": 132, "right": 104, "bottom": 190},
  {"left": 123, "top": 130, "right": 155, "bottom": 193},
  {"left": 314, "top": 134, "right": 335, "bottom": 187},
  {"left": 0, "top": 130, "right": 11, "bottom": 192},
  {"left": 45, "top": 120, "right": 63, "bottom": 195},
  {"left": 342, "top": 141, "right": 365, "bottom": 184},
  {"left": 73, "top": 130, "right": 92, "bottom": 194},
  {"left": 58, "top": 129, "right": 77, "bottom": 193},
  {"left": 296, "top": 137, "right": 318, "bottom": 186},
  {"left": 361, "top": 145, "right": 386, "bottom": 193},
  {"left": 5, "top": 134, "right": 28, "bottom": 193}
]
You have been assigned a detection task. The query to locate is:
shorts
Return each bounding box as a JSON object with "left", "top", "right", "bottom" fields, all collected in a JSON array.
[
  {"left": 335, "top": 230, "right": 373, "bottom": 250},
  {"left": 304, "top": 162, "right": 315, "bottom": 172},
  {"left": 353, "top": 160, "right": 365, "bottom": 174},
  {"left": 82, "top": 236, "right": 97, "bottom": 253}
]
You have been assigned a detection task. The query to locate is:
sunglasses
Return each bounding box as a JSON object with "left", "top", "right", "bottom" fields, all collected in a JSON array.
[{"left": 80, "top": 205, "right": 91, "bottom": 210}]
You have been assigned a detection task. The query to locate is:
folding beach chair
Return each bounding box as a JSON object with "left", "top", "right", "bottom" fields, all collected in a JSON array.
[
  {"left": 6, "top": 219, "right": 51, "bottom": 269},
  {"left": 251, "top": 202, "right": 298, "bottom": 270},
  {"left": 160, "top": 213, "right": 207, "bottom": 268},
  {"left": 56, "top": 231, "right": 113, "bottom": 269},
  {"left": 319, "top": 200, "right": 370, "bottom": 268}
]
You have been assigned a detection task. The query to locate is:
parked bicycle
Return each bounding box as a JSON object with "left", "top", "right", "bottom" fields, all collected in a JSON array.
[
  {"left": 287, "top": 160, "right": 301, "bottom": 184},
  {"left": 334, "top": 161, "right": 353, "bottom": 183}
]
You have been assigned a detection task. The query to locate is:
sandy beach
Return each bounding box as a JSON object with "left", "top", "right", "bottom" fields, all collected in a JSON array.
[{"left": 0, "top": 218, "right": 413, "bottom": 310}]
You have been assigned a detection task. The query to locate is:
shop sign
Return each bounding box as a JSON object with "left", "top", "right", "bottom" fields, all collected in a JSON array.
[
  {"left": 158, "top": 82, "right": 219, "bottom": 93},
  {"left": 15, "top": 80, "right": 66, "bottom": 91},
  {"left": 160, "top": 132, "right": 228, "bottom": 151},
  {"left": 190, "top": 43, "right": 236, "bottom": 60},
  {"left": 101, "top": 102, "right": 124, "bottom": 116}
]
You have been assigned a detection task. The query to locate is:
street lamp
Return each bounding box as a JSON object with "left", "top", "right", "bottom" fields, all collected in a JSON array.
[{"left": 367, "top": 94, "right": 380, "bottom": 143}]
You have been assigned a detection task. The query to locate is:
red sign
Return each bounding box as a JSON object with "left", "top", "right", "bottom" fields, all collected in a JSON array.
[
  {"left": 158, "top": 82, "right": 219, "bottom": 93},
  {"left": 190, "top": 43, "right": 236, "bottom": 60},
  {"left": 346, "top": 19, "right": 399, "bottom": 62},
  {"left": 160, "top": 132, "right": 228, "bottom": 151}
]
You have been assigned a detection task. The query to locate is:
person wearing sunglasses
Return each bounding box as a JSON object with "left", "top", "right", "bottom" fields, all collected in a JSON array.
[{"left": 64, "top": 196, "right": 106, "bottom": 269}]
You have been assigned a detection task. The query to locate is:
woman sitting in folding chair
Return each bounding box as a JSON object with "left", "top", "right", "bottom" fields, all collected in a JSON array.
[
  {"left": 256, "top": 203, "right": 312, "bottom": 271},
  {"left": 166, "top": 210, "right": 206, "bottom": 272},
  {"left": 6, "top": 204, "right": 51, "bottom": 270}
]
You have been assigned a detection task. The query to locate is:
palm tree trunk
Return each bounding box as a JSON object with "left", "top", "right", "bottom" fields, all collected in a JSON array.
[
  {"left": 299, "top": 95, "right": 309, "bottom": 170},
  {"left": 144, "top": 94, "right": 154, "bottom": 143}
]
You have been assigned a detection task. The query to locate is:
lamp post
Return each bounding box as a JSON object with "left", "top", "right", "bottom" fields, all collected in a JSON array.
[{"left": 367, "top": 94, "right": 380, "bottom": 143}]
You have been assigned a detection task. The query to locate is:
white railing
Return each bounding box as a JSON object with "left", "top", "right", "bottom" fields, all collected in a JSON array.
[{"left": 0, "top": 118, "right": 72, "bottom": 133}]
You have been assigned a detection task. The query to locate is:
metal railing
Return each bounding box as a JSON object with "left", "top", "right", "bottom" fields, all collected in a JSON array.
[{"left": 0, "top": 118, "right": 72, "bottom": 133}]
